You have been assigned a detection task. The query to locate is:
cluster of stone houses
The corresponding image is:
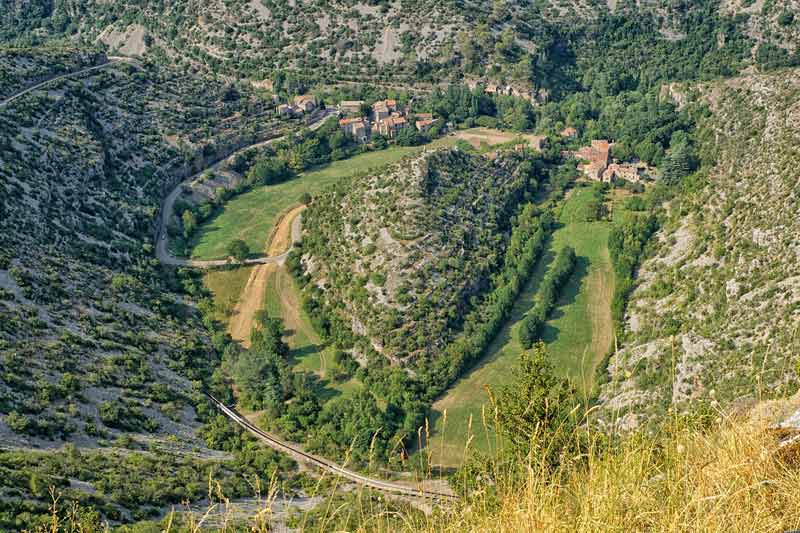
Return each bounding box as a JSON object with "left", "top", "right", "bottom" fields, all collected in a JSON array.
[
  {"left": 567, "top": 130, "right": 646, "bottom": 184},
  {"left": 276, "top": 94, "right": 318, "bottom": 118},
  {"left": 576, "top": 140, "right": 612, "bottom": 181},
  {"left": 336, "top": 99, "right": 437, "bottom": 144}
]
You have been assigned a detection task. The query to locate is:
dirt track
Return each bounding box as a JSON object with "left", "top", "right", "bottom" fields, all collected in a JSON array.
[{"left": 227, "top": 206, "right": 306, "bottom": 347}]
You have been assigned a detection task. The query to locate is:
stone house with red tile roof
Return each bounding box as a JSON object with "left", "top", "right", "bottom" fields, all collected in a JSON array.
[
  {"left": 576, "top": 139, "right": 611, "bottom": 181},
  {"left": 293, "top": 94, "right": 317, "bottom": 113},
  {"left": 415, "top": 118, "right": 436, "bottom": 132},
  {"left": 602, "top": 163, "right": 642, "bottom": 183},
  {"left": 377, "top": 116, "right": 407, "bottom": 138},
  {"left": 339, "top": 117, "right": 370, "bottom": 143}
]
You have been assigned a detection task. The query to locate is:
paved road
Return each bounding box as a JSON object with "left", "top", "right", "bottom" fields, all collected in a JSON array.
[
  {"left": 0, "top": 56, "right": 134, "bottom": 108},
  {"left": 155, "top": 109, "right": 335, "bottom": 268},
  {"left": 206, "top": 393, "right": 457, "bottom": 502}
]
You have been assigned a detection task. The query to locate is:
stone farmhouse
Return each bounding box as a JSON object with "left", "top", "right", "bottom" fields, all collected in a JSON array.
[
  {"left": 603, "top": 162, "right": 644, "bottom": 183},
  {"left": 573, "top": 139, "right": 646, "bottom": 183},
  {"left": 336, "top": 98, "right": 422, "bottom": 143},
  {"left": 372, "top": 99, "right": 397, "bottom": 122},
  {"left": 339, "top": 117, "right": 369, "bottom": 144},
  {"left": 377, "top": 116, "right": 407, "bottom": 138},
  {"left": 293, "top": 94, "right": 317, "bottom": 113},
  {"left": 576, "top": 140, "right": 611, "bottom": 181},
  {"left": 415, "top": 118, "right": 436, "bottom": 132},
  {"left": 275, "top": 94, "right": 318, "bottom": 118}
]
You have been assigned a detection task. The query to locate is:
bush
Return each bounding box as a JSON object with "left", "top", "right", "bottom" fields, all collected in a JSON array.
[{"left": 227, "top": 239, "right": 250, "bottom": 261}]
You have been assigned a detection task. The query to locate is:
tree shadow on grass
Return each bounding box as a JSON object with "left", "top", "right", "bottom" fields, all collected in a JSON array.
[
  {"left": 435, "top": 239, "right": 559, "bottom": 389},
  {"left": 289, "top": 343, "right": 321, "bottom": 360},
  {"left": 540, "top": 254, "right": 590, "bottom": 345}
]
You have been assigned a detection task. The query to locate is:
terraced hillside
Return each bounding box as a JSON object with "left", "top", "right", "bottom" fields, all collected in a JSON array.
[
  {"left": 0, "top": 46, "right": 106, "bottom": 101},
  {"left": 598, "top": 68, "right": 800, "bottom": 430},
  {"left": 297, "top": 148, "right": 535, "bottom": 363},
  {"left": 0, "top": 48, "right": 278, "bottom": 448},
  {"left": 2, "top": 0, "right": 793, "bottom": 95}
]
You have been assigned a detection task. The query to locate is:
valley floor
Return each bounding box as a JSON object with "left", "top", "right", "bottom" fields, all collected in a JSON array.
[
  {"left": 198, "top": 135, "right": 631, "bottom": 469},
  {"left": 429, "top": 185, "right": 619, "bottom": 466}
]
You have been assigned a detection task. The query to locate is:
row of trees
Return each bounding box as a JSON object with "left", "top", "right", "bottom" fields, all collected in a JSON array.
[
  {"left": 416, "top": 201, "right": 556, "bottom": 400},
  {"left": 518, "top": 246, "right": 577, "bottom": 349}
]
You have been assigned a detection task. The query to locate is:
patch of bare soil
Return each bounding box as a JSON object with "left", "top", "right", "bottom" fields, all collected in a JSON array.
[
  {"left": 267, "top": 204, "right": 305, "bottom": 256},
  {"left": 97, "top": 24, "right": 148, "bottom": 57},
  {"left": 228, "top": 264, "right": 274, "bottom": 348},
  {"left": 452, "top": 128, "right": 545, "bottom": 151},
  {"left": 227, "top": 205, "right": 306, "bottom": 347},
  {"left": 453, "top": 128, "right": 516, "bottom": 148}
]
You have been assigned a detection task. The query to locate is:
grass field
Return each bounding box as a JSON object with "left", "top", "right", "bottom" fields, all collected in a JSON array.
[
  {"left": 428, "top": 185, "right": 617, "bottom": 466},
  {"left": 262, "top": 265, "right": 362, "bottom": 399},
  {"left": 202, "top": 266, "right": 255, "bottom": 324},
  {"left": 452, "top": 127, "right": 545, "bottom": 152},
  {"left": 203, "top": 263, "right": 362, "bottom": 398},
  {"left": 190, "top": 143, "right": 447, "bottom": 260}
]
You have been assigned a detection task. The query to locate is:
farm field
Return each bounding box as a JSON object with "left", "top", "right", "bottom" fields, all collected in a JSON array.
[
  {"left": 202, "top": 266, "right": 255, "bottom": 324},
  {"left": 428, "top": 185, "right": 617, "bottom": 466},
  {"left": 452, "top": 127, "right": 545, "bottom": 151},
  {"left": 262, "top": 265, "right": 362, "bottom": 398}
]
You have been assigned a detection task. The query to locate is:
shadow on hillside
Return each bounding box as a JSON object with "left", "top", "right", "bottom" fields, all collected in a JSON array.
[{"left": 434, "top": 239, "right": 559, "bottom": 391}]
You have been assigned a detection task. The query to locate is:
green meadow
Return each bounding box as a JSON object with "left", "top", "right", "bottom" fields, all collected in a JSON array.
[{"left": 428, "top": 185, "right": 617, "bottom": 466}]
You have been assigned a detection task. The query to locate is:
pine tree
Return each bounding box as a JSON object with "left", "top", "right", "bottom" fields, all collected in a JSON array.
[{"left": 493, "top": 343, "right": 580, "bottom": 466}]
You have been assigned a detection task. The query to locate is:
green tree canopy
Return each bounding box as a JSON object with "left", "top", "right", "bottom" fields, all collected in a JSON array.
[{"left": 227, "top": 239, "right": 250, "bottom": 261}]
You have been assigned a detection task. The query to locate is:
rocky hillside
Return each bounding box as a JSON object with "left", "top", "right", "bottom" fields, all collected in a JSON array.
[
  {"left": 723, "top": 0, "right": 800, "bottom": 53},
  {"left": 599, "top": 67, "right": 800, "bottom": 429},
  {"left": 0, "top": 48, "right": 278, "bottom": 449},
  {"left": 2, "top": 1, "right": 794, "bottom": 92},
  {"left": 297, "top": 148, "right": 534, "bottom": 363},
  {"left": 0, "top": 46, "right": 105, "bottom": 100}
]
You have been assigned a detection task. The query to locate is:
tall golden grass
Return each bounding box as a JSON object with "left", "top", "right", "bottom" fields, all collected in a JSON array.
[
  {"left": 417, "top": 415, "right": 800, "bottom": 533},
  {"left": 33, "top": 411, "right": 800, "bottom": 533}
]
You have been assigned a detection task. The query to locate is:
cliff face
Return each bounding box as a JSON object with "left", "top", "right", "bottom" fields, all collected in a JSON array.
[{"left": 599, "top": 68, "right": 800, "bottom": 429}]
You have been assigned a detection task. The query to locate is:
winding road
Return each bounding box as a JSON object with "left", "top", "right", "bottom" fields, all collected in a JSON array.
[
  {"left": 155, "top": 109, "right": 336, "bottom": 268},
  {"left": 3, "top": 54, "right": 457, "bottom": 504},
  {"left": 205, "top": 393, "right": 456, "bottom": 502},
  {"left": 0, "top": 56, "right": 134, "bottom": 108}
]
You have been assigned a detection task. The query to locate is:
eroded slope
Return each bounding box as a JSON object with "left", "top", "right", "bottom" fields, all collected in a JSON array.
[{"left": 599, "top": 68, "right": 800, "bottom": 429}]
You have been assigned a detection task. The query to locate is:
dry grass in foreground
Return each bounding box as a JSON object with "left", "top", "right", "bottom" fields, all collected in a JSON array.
[
  {"left": 422, "top": 415, "right": 800, "bottom": 533},
  {"left": 31, "top": 412, "right": 800, "bottom": 533}
]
